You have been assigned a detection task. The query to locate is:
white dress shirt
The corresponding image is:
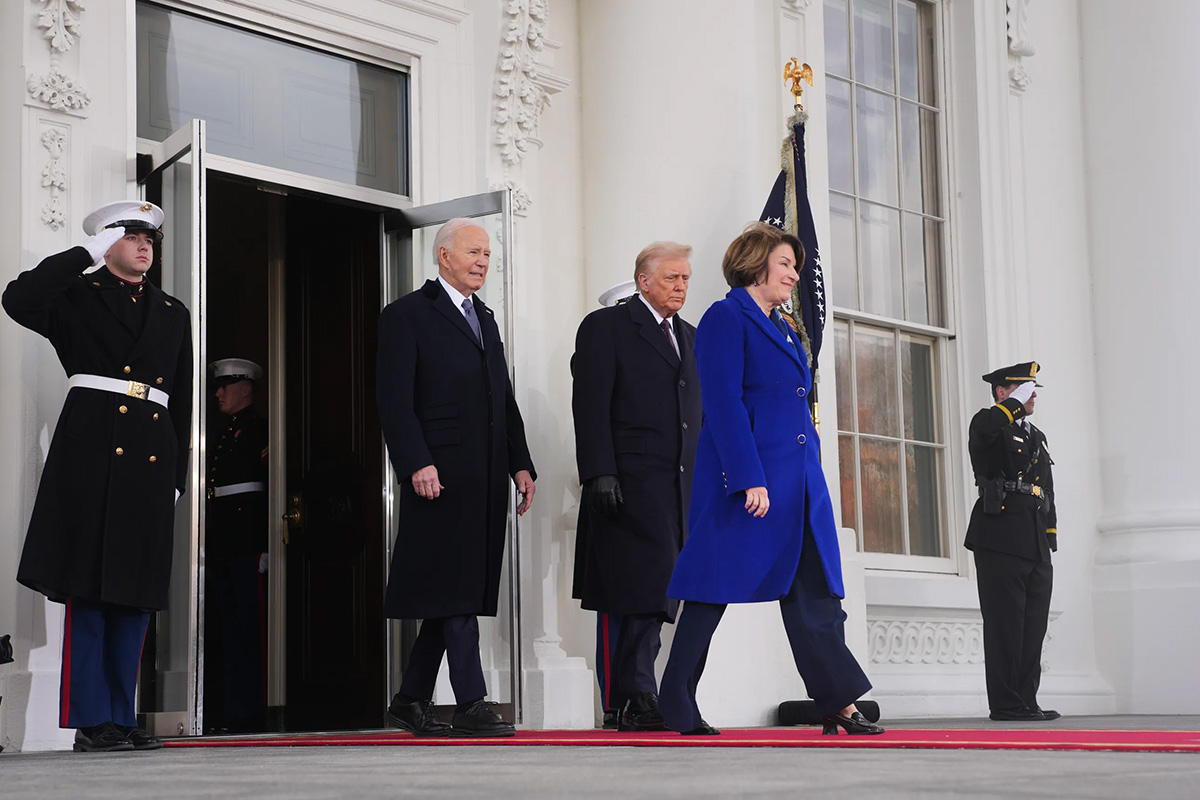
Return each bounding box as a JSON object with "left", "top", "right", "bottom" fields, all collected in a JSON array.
[
  {"left": 438, "top": 275, "right": 474, "bottom": 320},
  {"left": 638, "top": 293, "right": 679, "bottom": 357}
]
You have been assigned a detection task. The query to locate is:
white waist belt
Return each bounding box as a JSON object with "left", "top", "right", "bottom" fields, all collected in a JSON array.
[
  {"left": 209, "top": 482, "right": 266, "bottom": 498},
  {"left": 68, "top": 373, "right": 170, "bottom": 408}
]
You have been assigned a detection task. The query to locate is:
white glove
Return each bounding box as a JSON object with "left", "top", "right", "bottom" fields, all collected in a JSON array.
[
  {"left": 1009, "top": 381, "right": 1036, "bottom": 405},
  {"left": 174, "top": 489, "right": 181, "bottom": 504},
  {"left": 83, "top": 226, "right": 125, "bottom": 266}
]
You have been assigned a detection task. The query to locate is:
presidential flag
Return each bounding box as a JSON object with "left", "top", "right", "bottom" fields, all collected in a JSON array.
[{"left": 760, "top": 110, "right": 826, "bottom": 374}]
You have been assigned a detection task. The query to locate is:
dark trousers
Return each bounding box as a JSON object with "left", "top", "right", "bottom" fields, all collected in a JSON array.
[
  {"left": 973, "top": 549, "right": 1053, "bottom": 712},
  {"left": 595, "top": 612, "right": 623, "bottom": 713},
  {"left": 205, "top": 555, "right": 266, "bottom": 730},
  {"left": 659, "top": 527, "right": 871, "bottom": 731},
  {"left": 59, "top": 598, "right": 150, "bottom": 729},
  {"left": 614, "top": 613, "right": 663, "bottom": 703},
  {"left": 398, "top": 614, "right": 487, "bottom": 705}
]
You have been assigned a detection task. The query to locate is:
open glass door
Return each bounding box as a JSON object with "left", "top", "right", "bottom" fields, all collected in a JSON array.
[
  {"left": 381, "top": 190, "right": 523, "bottom": 721},
  {"left": 136, "top": 119, "right": 207, "bottom": 737}
]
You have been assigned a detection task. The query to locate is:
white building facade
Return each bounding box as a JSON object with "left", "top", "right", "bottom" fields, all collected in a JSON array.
[{"left": 1, "top": 0, "right": 1195, "bottom": 751}]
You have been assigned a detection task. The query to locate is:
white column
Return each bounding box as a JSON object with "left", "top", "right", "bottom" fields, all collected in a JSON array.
[{"left": 1081, "top": 1, "right": 1200, "bottom": 712}]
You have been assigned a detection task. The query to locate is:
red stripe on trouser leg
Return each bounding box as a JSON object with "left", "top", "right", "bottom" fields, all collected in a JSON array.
[
  {"left": 60, "top": 599, "right": 73, "bottom": 728},
  {"left": 601, "top": 614, "right": 612, "bottom": 710}
]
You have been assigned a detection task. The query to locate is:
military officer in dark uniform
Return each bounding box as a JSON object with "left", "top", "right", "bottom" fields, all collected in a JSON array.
[
  {"left": 204, "top": 358, "right": 268, "bottom": 733},
  {"left": 3, "top": 200, "right": 193, "bottom": 752},
  {"left": 965, "top": 361, "right": 1060, "bottom": 722},
  {"left": 571, "top": 242, "right": 703, "bottom": 732}
]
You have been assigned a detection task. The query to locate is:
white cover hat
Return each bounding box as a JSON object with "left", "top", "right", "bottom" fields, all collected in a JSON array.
[
  {"left": 82, "top": 200, "right": 165, "bottom": 240},
  {"left": 210, "top": 358, "right": 263, "bottom": 384},
  {"left": 598, "top": 280, "right": 637, "bottom": 308}
]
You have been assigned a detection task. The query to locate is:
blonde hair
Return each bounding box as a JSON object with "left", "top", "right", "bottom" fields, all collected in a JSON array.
[{"left": 633, "top": 241, "right": 693, "bottom": 286}]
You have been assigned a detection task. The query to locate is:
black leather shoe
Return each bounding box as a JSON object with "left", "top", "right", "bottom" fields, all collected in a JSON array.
[
  {"left": 451, "top": 700, "right": 516, "bottom": 737},
  {"left": 602, "top": 710, "right": 620, "bottom": 730},
  {"left": 115, "top": 725, "right": 163, "bottom": 750},
  {"left": 681, "top": 719, "right": 720, "bottom": 735},
  {"left": 820, "top": 711, "right": 885, "bottom": 735},
  {"left": 74, "top": 722, "right": 135, "bottom": 752},
  {"left": 618, "top": 692, "right": 667, "bottom": 732},
  {"left": 1032, "top": 707, "right": 1061, "bottom": 721},
  {"left": 385, "top": 698, "right": 453, "bottom": 737},
  {"left": 989, "top": 707, "right": 1053, "bottom": 721}
]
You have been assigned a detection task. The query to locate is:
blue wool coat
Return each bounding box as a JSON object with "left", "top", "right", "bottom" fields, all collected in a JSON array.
[{"left": 667, "top": 287, "right": 845, "bottom": 603}]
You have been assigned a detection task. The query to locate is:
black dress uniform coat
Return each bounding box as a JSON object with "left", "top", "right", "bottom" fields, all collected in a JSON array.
[
  {"left": 570, "top": 299, "right": 701, "bottom": 620},
  {"left": 964, "top": 395, "right": 1058, "bottom": 562},
  {"left": 206, "top": 407, "right": 269, "bottom": 557},
  {"left": 377, "top": 279, "right": 535, "bottom": 620},
  {"left": 3, "top": 247, "right": 193, "bottom": 611}
]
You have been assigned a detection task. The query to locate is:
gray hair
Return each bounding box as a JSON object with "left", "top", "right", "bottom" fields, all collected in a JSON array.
[
  {"left": 433, "top": 217, "right": 486, "bottom": 266},
  {"left": 634, "top": 241, "right": 693, "bottom": 284}
]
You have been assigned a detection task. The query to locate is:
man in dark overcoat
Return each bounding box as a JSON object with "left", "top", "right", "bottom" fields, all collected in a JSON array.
[
  {"left": 204, "top": 358, "right": 269, "bottom": 733},
  {"left": 2, "top": 200, "right": 193, "bottom": 752},
  {"left": 965, "top": 361, "right": 1059, "bottom": 722},
  {"left": 571, "top": 242, "right": 702, "bottom": 731},
  {"left": 376, "top": 217, "right": 536, "bottom": 738}
]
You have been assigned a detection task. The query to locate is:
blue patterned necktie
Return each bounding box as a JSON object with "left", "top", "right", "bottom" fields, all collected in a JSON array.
[{"left": 461, "top": 298, "right": 483, "bottom": 344}]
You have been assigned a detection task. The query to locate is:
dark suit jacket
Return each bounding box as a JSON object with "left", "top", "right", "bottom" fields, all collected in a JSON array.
[
  {"left": 964, "top": 397, "right": 1058, "bottom": 562},
  {"left": 570, "top": 298, "right": 701, "bottom": 619},
  {"left": 377, "top": 279, "right": 535, "bottom": 619},
  {"left": 3, "top": 247, "right": 193, "bottom": 611}
]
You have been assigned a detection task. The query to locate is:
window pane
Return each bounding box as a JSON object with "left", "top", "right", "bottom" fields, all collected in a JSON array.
[
  {"left": 826, "top": 78, "right": 854, "bottom": 194},
  {"left": 902, "top": 212, "right": 928, "bottom": 324},
  {"left": 834, "top": 321, "right": 854, "bottom": 432},
  {"left": 829, "top": 192, "right": 859, "bottom": 310},
  {"left": 854, "top": 326, "right": 898, "bottom": 435},
  {"left": 854, "top": 0, "right": 895, "bottom": 92},
  {"left": 861, "top": 437, "right": 903, "bottom": 553},
  {"left": 923, "top": 218, "right": 944, "bottom": 326},
  {"left": 900, "top": 104, "right": 942, "bottom": 216},
  {"left": 824, "top": 0, "right": 851, "bottom": 77},
  {"left": 897, "top": 1, "right": 937, "bottom": 104},
  {"left": 859, "top": 201, "right": 903, "bottom": 319},
  {"left": 855, "top": 88, "right": 899, "bottom": 206},
  {"left": 839, "top": 435, "right": 859, "bottom": 534},
  {"left": 902, "top": 336, "right": 937, "bottom": 442},
  {"left": 906, "top": 444, "right": 943, "bottom": 556}
]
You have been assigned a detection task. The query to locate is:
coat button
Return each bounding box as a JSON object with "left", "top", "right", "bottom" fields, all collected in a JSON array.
[
  {"left": 797, "top": 434, "right": 807, "bottom": 444},
  {"left": 123, "top": 366, "right": 131, "bottom": 374},
  {"left": 119, "top": 405, "right": 128, "bottom": 414},
  {"left": 796, "top": 387, "right": 806, "bottom": 397},
  {"left": 115, "top": 447, "right": 124, "bottom": 455},
  {"left": 679, "top": 379, "right": 686, "bottom": 388},
  {"left": 153, "top": 413, "right": 159, "bottom": 421},
  {"left": 165, "top": 300, "right": 172, "bottom": 306},
  {"left": 149, "top": 456, "right": 157, "bottom": 463},
  {"left": 682, "top": 422, "right": 689, "bottom": 430},
  {"left": 156, "top": 377, "right": 163, "bottom": 384},
  {"left": 679, "top": 465, "right": 685, "bottom": 472}
]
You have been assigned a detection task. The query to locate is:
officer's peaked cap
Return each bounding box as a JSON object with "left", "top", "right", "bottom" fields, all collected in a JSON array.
[
  {"left": 981, "top": 360, "right": 1043, "bottom": 388},
  {"left": 211, "top": 358, "right": 262, "bottom": 386},
  {"left": 82, "top": 201, "right": 165, "bottom": 241},
  {"left": 598, "top": 280, "right": 637, "bottom": 308}
]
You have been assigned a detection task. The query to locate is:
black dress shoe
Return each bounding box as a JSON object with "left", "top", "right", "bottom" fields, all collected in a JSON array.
[
  {"left": 820, "top": 711, "right": 885, "bottom": 735},
  {"left": 989, "top": 707, "right": 1050, "bottom": 721},
  {"left": 115, "top": 725, "right": 163, "bottom": 750},
  {"left": 618, "top": 692, "right": 667, "bottom": 732},
  {"left": 680, "top": 719, "right": 720, "bottom": 736},
  {"left": 1032, "top": 707, "right": 1061, "bottom": 721},
  {"left": 451, "top": 700, "right": 516, "bottom": 737},
  {"left": 602, "top": 710, "right": 620, "bottom": 730},
  {"left": 74, "top": 722, "right": 135, "bottom": 752},
  {"left": 385, "top": 698, "right": 453, "bottom": 737}
]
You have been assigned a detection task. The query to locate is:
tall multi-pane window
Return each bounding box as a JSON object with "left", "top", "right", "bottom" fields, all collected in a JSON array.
[{"left": 824, "top": 0, "right": 952, "bottom": 564}]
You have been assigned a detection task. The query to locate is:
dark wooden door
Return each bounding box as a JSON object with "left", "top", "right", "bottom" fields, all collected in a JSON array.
[{"left": 282, "top": 194, "right": 384, "bottom": 731}]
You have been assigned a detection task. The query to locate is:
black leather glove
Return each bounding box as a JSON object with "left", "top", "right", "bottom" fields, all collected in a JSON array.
[{"left": 584, "top": 475, "right": 623, "bottom": 517}]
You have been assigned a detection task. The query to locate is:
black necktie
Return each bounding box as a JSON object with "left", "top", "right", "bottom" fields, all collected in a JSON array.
[{"left": 660, "top": 318, "right": 678, "bottom": 355}]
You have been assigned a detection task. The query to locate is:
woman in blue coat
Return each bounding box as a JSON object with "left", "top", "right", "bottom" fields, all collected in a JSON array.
[{"left": 659, "top": 222, "right": 883, "bottom": 736}]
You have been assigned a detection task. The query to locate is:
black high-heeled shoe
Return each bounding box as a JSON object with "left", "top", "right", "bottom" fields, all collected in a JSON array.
[{"left": 820, "top": 711, "right": 885, "bottom": 735}]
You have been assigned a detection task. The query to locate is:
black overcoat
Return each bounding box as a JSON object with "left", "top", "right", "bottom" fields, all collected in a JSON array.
[
  {"left": 206, "top": 407, "right": 269, "bottom": 557},
  {"left": 3, "top": 247, "right": 193, "bottom": 611},
  {"left": 964, "top": 396, "right": 1058, "bottom": 562},
  {"left": 377, "top": 279, "right": 535, "bottom": 620},
  {"left": 570, "top": 299, "right": 701, "bottom": 619}
]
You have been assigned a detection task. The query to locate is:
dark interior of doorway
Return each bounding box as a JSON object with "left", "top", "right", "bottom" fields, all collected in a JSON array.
[{"left": 201, "top": 174, "right": 386, "bottom": 734}]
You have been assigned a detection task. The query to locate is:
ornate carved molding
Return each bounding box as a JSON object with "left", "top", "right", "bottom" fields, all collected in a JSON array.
[
  {"left": 868, "top": 619, "right": 984, "bottom": 665},
  {"left": 490, "top": 179, "right": 533, "bottom": 216},
  {"left": 39, "top": 126, "right": 67, "bottom": 230},
  {"left": 27, "top": 0, "right": 92, "bottom": 112},
  {"left": 1006, "top": 0, "right": 1035, "bottom": 94},
  {"left": 782, "top": 0, "right": 814, "bottom": 11},
  {"left": 494, "top": 0, "right": 551, "bottom": 168}
]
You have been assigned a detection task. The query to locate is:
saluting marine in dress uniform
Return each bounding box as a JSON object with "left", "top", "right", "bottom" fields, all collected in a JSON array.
[
  {"left": 965, "top": 361, "right": 1060, "bottom": 722},
  {"left": 3, "top": 201, "right": 193, "bottom": 752},
  {"left": 205, "top": 358, "right": 268, "bottom": 733}
]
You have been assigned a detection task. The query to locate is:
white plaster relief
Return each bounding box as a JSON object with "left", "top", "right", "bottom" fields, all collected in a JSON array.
[
  {"left": 1006, "top": 0, "right": 1035, "bottom": 94},
  {"left": 39, "top": 126, "right": 67, "bottom": 230},
  {"left": 868, "top": 619, "right": 984, "bottom": 665},
  {"left": 782, "top": 0, "right": 814, "bottom": 11},
  {"left": 27, "top": 0, "right": 92, "bottom": 112},
  {"left": 490, "top": 179, "right": 532, "bottom": 215}
]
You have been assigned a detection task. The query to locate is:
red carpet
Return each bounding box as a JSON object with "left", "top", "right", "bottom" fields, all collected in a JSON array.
[{"left": 164, "top": 727, "right": 1200, "bottom": 754}]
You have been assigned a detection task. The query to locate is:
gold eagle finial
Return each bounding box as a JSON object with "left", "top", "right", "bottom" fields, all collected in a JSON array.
[{"left": 784, "top": 58, "right": 814, "bottom": 110}]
